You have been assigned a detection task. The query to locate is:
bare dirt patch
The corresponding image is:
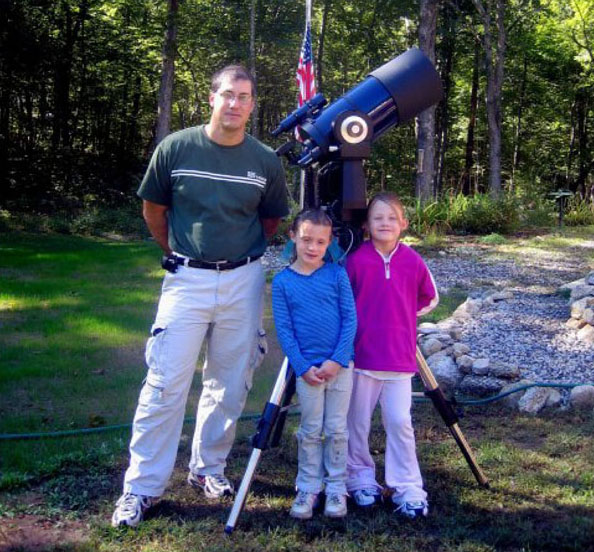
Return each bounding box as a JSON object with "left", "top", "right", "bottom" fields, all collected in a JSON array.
[{"left": 0, "top": 515, "right": 88, "bottom": 552}]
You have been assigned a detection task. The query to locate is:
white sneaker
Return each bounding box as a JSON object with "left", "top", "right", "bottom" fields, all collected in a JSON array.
[
  {"left": 111, "top": 493, "right": 155, "bottom": 527},
  {"left": 187, "top": 472, "right": 235, "bottom": 499},
  {"left": 352, "top": 488, "right": 381, "bottom": 508},
  {"left": 393, "top": 500, "right": 429, "bottom": 519},
  {"left": 324, "top": 493, "right": 347, "bottom": 518},
  {"left": 290, "top": 491, "right": 319, "bottom": 519}
]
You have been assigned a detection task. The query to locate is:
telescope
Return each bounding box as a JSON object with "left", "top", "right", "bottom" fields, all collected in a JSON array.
[{"left": 274, "top": 47, "right": 443, "bottom": 250}]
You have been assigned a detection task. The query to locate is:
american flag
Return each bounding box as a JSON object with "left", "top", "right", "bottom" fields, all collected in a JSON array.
[{"left": 296, "top": 0, "right": 316, "bottom": 111}]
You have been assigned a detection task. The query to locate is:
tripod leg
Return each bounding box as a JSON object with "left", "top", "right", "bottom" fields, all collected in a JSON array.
[
  {"left": 416, "top": 347, "right": 489, "bottom": 488},
  {"left": 224, "top": 358, "right": 295, "bottom": 534}
]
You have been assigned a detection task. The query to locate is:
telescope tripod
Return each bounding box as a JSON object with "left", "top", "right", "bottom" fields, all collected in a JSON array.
[{"left": 224, "top": 347, "right": 488, "bottom": 534}]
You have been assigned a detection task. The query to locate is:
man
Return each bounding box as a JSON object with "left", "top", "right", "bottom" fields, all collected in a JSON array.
[{"left": 112, "top": 65, "right": 289, "bottom": 527}]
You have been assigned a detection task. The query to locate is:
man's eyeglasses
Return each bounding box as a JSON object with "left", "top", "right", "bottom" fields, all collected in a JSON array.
[{"left": 217, "top": 91, "right": 253, "bottom": 106}]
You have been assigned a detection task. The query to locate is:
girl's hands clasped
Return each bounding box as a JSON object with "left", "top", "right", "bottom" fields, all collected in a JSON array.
[{"left": 301, "top": 361, "right": 342, "bottom": 385}]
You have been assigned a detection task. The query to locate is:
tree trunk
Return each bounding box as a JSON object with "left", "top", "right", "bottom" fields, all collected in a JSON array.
[
  {"left": 472, "top": 0, "right": 505, "bottom": 197},
  {"left": 511, "top": 54, "right": 527, "bottom": 193},
  {"left": 249, "top": 0, "right": 259, "bottom": 138},
  {"left": 153, "top": 0, "right": 178, "bottom": 148},
  {"left": 415, "top": 0, "right": 439, "bottom": 204},
  {"left": 574, "top": 86, "right": 592, "bottom": 197},
  {"left": 463, "top": 39, "right": 480, "bottom": 195},
  {"left": 436, "top": 3, "right": 456, "bottom": 195},
  {"left": 52, "top": 0, "right": 86, "bottom": 149}
]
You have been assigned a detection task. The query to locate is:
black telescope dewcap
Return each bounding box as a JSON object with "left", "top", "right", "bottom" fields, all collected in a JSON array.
[
  {"left": 297, "top": 47, "right": 443, "bottom": 166},
  {"left": 369, "top": 47, "right": 443, "bottom": 124}
]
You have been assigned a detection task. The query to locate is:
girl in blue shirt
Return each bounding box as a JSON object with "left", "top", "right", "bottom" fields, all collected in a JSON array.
[{"left": 272, "top": 209, "right": 357, "bottom": 520}]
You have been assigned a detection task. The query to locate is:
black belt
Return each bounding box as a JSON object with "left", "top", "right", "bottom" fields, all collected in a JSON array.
[{"left": 176, "top": 254, "right": 262, "bottom": 271}]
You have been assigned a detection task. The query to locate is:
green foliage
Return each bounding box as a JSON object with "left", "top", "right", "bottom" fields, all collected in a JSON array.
[
  {"left": 445, "top": 193, "right": 520, "bottom": 235},
  {"left": 407, "top": 199, "right": 450, "bottom": 236},
  {"left": 409, "top": 194, "right": 521, "bottom": 237},
  {"left": 564, "top": 197, "right": 594, "bottom": 226},
  {"left": 479, "top": 233, "right": 508, "bottom": 245},
  {"left": 0, "top": 204, "right": 148, "bottom": 238}
]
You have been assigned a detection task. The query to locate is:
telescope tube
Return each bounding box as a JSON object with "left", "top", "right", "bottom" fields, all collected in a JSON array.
[{"left": 298, "top": 48, "right": 443, "bottom": 165}]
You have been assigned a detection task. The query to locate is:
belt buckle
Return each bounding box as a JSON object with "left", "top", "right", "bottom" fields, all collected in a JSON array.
[{"left": 214, "top": 260, "right": 228, "bottom": 272}]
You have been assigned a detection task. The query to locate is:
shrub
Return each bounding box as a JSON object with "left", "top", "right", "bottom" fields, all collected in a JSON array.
[
  {"left": 479, "top": 233, "right": 507, "bottom": 245},
  {"left": 445, "top": 193, "right": 520, "bottom": 235},
  {"left": 564, "top": 197, "right": 594, "bottom": 226},
  {"left": 517, "top": 195, "right": 556, "bottom": 227},
  {"left": 407, "top": 199, "right": 450, "bottom": 236}
]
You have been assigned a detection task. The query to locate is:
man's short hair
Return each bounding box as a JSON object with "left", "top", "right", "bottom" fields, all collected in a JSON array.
[{"left": 210, "top": 65, "right": 257, "bottom": 98}]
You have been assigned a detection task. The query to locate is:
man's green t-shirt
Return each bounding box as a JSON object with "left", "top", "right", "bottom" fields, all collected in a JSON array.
[{"left": 138, "top": 125, "right": 289, "bottom": 262}]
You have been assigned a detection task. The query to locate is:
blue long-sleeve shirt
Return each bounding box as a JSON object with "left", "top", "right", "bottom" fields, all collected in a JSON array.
[{"left": 271, "top": 262, "right": 357, "bottom": 377}]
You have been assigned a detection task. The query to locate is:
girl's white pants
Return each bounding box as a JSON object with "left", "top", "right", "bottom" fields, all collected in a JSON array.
[
  {"left": 122, "top": 261, "right": 265, "bottom": 497},
  {"left": 346, "top": 371, "right": 427, "bottom": 504}
]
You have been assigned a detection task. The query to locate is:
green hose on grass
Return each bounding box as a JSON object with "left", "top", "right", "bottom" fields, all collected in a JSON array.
[{"left": 2, "top": 381, "right": 592, "bottom": 442}]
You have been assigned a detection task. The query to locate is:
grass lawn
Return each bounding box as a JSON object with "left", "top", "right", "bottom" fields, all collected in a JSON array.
[{"left": 1, "top": 230, "right": 594, "bottom": 551}]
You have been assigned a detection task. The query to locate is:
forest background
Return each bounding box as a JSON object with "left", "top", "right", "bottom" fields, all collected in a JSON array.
[{"left": 0, "top": 0, "right": 593, "bottom": 234}]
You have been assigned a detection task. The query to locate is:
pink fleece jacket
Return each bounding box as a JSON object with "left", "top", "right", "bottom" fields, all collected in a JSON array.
[{"left": 346, "top": 241, "right": 439, "bottom": 373}]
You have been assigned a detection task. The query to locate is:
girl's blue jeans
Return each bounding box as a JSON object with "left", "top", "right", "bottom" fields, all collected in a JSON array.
[{"left": 295, "top": 367, "right": 353, "bottom": 495}]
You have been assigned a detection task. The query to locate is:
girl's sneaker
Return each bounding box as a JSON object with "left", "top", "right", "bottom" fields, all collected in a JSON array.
[
  {"left": 351, "top": 488, "right": 381, "bottom": 508},
  {"left": 324, "top": 493, "right": 347, "bottom": 518},
  {"left": 393, "top": 500, "right": 429, "bottom": 519},
  {"left": 290, "top": 491, "right": 319, "bottom": 519}
]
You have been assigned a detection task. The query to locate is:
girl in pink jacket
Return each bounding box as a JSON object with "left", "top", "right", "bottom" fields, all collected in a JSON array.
[{"left": 345, "top": 192, "right": 438, "bottom": 518}]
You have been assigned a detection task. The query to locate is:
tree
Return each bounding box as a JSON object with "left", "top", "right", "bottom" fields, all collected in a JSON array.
[
  {"left": 153, "top": 0, "right": 178, "bottom": 148},
  {"left": 415, "top": 0, "right": 440, "bottom": 204},
  {"left": 471, "top": 0, "right": 505, "bottom": 197}
]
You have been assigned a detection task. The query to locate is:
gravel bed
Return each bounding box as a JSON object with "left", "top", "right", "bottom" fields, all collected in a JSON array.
[
  {"left": 263, "top": 240, "right": 594, "bottom": 384},
  {"left": 426, "top": 244, "right": 594, "bottom": 384}
]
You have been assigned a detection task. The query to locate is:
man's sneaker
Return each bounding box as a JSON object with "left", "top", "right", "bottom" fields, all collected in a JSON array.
[
  {"left": 324, "top": 493, "right": 347, "bottom": 518},
  {"left": 393, "top": 500, "right": 429, "bottom": 519},
  {"left": 187, "top": 472, "right": 235, "bottom": 499},
  {"left": 111, "top": 493, "right": 154, "bottom": 527},
  {"left": 290, "top": 491, "right": 319, "bottom": 520},
  {"left": 352, "top": 488, "right": 381, "bottom": 508}
]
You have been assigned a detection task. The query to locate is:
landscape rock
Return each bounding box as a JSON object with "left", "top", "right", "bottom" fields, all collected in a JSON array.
[
  {"left": 577, "top": 324, "right": 594, "bottom": 344},
  {"left": 569, "top": 284, "right": 594, "bottom": 302},
  {"left": 452, "top": 298, "right": 483, "bottom": 320},
  {"left": 499, "top": 380, "right": 534, "bottom": 410},
  {"left": 518, "top": 387, "right": 552, "bottom": 414},
  {"left": 566, "top": 318, "right": 586, "bottom": 329},
  {"left": 456, "top": 354, "right": 474, "bottom": 373},
  {"left": 586, "top": 271, "right": 594, "bottom": 285},
  {"left": 558, "top": 278, "right": 584, "bottom": 294},
  {"left": 569, "top": 385, "right": 594, "bottom": 409},
  {"left": 453, "top": 343, "right": 471, "bottom": 357},
  {"left": 489, "top": 361, "right": 520, "bottom": 380},
  {"left": 583, "top": 308, "right": 594, "bottom": 325},
  {"left": 570, "top": 296, "right": 594, "bottom": 319},
  {"left": 458, "top": 375, "right": 503, "bottom": 397},
  {"left": 428, "top": 355, "right": 463, "bottom": 393},
  {"left": 433, "top": 333, "right": 455, "bottom": 346},
  {"left": 472, "top": 358, "right": 490, "bottom": 375},
  {"left": 420, "top": 338, "right": 443, "bottom": 357},
  {"left": 545, "top": 389, "right": 562, "bottom": 408},
  {"left": 490, "top": 290, "right": 514, "bottom": 302},
  {"left": 418, "top": 322, "right": 441, "bottom": 335},
  {"left": 437, "top": 320, "right": 464, "bottom": 340}
]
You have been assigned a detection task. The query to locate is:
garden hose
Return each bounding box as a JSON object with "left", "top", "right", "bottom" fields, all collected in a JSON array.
[{"left": 1, "top": 381, "right": 592, "bottom": 442}]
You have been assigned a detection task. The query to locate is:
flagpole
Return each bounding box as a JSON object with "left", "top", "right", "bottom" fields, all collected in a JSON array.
[{"left": 296, "top": 0, "right": 315, "bottom": 210}]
